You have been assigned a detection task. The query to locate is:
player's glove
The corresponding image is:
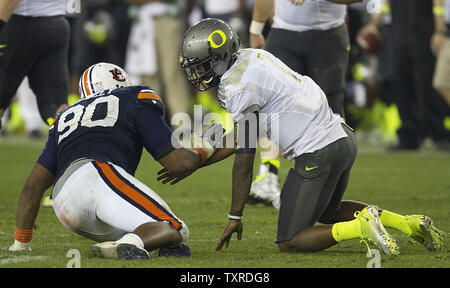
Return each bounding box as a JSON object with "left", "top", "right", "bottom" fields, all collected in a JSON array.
[
  {"left": 6, "top": 240, "right": 31, "bottom": 252},
  {"left": 189, "top": 123, "right": 223, "bottom": 164}
]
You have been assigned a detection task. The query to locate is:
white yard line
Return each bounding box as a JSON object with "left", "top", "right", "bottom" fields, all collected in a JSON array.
[{"left": 0, "top": 255, "right": 47, "bottom": 265}]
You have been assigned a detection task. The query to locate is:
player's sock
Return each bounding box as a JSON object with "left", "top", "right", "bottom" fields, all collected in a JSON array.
[
  {"left": 331, "top": 219, "right": 361, "bottom": 243},
  {"left": 116, "top": 233, "right": 145, "bottom": 249},
  {"left": 379, "top": 210, "right": 412, "bottom": 236}
]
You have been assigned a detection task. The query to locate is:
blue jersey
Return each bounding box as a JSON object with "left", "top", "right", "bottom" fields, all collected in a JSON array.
[{"left": 37, "top": 86, "right": 174, "bottom": 181}]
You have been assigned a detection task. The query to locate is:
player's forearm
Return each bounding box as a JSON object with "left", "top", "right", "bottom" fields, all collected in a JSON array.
[
  {"left": 15, "top": 164, "right": 54, "bottom": 230},
  {"left": 202, "top": 131, "right": 236, "bottom": 167},
  {"left": 0, "top": 0, "right": 19, "bottom": 22},
  {"left": 15, "top": 185, "right": 43, "bottom": 230},
  {"left": 202, "top": 148, "right": 235, "bottom": 167},
  {"left": 252, "top": 0, "right": 274, "bottom": 22},
  {"left": 176, "top": 148, "right": 203, "bottom": 172},
  {"left": 433, "top": 0, "right": 448, "bottom": 33},
  {"left": 230, "top": 152, "right": 255, "bottom": 214}
]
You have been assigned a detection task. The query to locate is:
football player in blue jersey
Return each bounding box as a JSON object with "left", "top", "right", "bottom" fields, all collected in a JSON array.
[{"left": 7, "top": 63, "right": 216, "bottom": 259}]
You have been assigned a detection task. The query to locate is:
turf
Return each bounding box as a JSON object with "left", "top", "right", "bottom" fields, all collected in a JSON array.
[{"left": 0, "top": 136, "right": 448, "bottom": 268}]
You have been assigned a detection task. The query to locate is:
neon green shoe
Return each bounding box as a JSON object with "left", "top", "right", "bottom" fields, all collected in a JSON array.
[
  {"left": 356, "top": 205, "right": 399, "bottom": 256},
  {"left": 406, "top": 215, "right": 443, "bottom": 252}
]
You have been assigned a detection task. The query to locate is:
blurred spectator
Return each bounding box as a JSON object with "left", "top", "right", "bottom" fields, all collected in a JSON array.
[
  {"left": 247, "top": 0, "right": 360, "bottom": 206},
  {"left": 0, "top": 0, "right": 70, "bottom": 130},
  {"left": 17, "top": 78, "right": 46, "bottom": 138},
  {"left": 432, "top": 0, "right": 450, "bottom": 107},
  {"left": 125, "top": 0, "right": 191, "bottom": 123},
  {"left": 202, "top": 0, "right": 248, "bottom": 46},
  {"left": 359, "top": 0, "right": 450, "bottom": 151},
  {"left": 348, "top": 0, "right": 397, "bottom": 136},
  {"left": 69, "top": 0, "right": 131, "bottom": 95}
]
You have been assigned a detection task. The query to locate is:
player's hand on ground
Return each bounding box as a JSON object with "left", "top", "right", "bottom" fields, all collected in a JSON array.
[
  {"left": 156, "top": 168, "right": 195, "bottom": 185},
  {"left": 215, "top": 220, "right": 243, "bottom": 251},
  {"left": 5, "top": 240, "right": 31, "bottom": 252}
]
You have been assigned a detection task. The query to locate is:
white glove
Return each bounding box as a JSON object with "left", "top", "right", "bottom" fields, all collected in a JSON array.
[
  {"left": 191, "top": 123, "right": 223, "bottom": 163},
  {"left": 190, "top": 133, "right": 215, "bottom": 163},
  {"left": 6, "top": 240, "right": 31, "bottom": 252}
]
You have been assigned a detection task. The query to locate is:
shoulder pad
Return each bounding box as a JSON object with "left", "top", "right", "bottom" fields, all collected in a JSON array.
[{"left": 136, "top": 88, "right": 165, "bottom": 115}]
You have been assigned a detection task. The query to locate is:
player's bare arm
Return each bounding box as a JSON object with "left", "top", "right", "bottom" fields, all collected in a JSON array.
[
  {"left": 157, "top": 128, "right": 237, "bottom": 185},
  {"left": 431, "top": 0, "right": 447, "bottom": 54},
  {"left": 202, "top": 127, "right": 237, "bottom": 166},
  {"left": 158, "top": 148, "right": 203, "bottom": 173},
  {"left": 16, "top": 163, "right": 55, "bottom": 230},
  {"left": 250, "top": 0, "right": 274, "bottom": 48},
  {"left": 216, "top": 151, "right": 255, "bottom": 251},
  {"left": 0, "top": 0, "right": 19, "bottom": 22},
  {"left": 8, "top": 163, "right": 55, "bottom": 251}
]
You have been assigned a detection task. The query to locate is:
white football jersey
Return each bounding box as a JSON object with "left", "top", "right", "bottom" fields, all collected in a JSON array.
[
  {"left": 218, "top": 49, "right": 347, "bottom": 160},
  {"left": 272, "top": 0, "right": 347, "bottom": 32},
  {"left": 14, "top": 0, "right": 67, "bottom": 17}
]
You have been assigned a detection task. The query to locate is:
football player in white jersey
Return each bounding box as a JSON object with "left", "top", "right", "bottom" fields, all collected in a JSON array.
[{"left": 159, "top": 18, "right": 444, "bottom": 255}]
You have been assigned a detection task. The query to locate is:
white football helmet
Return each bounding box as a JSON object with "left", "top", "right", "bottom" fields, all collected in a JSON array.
[{"left": 79, "top": 62, "right": 131, "bottom": 99}]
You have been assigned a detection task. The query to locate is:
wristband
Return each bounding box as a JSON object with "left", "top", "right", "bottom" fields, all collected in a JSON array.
[
  {"left": 228, "top": 210, "right": 243, "bottom": 221},
  {"left": 14, "top": 227, "right": 33, "bottom": 243},
  {"left": 192, "top": 147, "right": 207, "bottom": 164},
  {"left": 249, "top": 20, "right": 265, "bottom": 35},
  {"left": 228, "top": 214, "right": 243, "bottom": 221}
]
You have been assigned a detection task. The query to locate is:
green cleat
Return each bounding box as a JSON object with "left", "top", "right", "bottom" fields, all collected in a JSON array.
[
  {"left": 356, "top": 205, "right": 399, "bottom": 256},
  {"left": 406, "top": 215, "right": 444, "bottom": 252}
]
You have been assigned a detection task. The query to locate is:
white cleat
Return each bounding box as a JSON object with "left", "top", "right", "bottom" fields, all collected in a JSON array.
[{"left": 248, "top": 172, "right": 281, "bottom": 207}]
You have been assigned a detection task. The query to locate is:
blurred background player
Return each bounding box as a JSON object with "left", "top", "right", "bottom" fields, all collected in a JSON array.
[
  {"left": 68, "top": 0, "right": 131, "bottom": 97},
  {"left": 125, "top": 0, "right": 192, "bottom": 124},
  {"left": 247, "top": 0, "right": 361, "bottom": 206},
  {"left": 0, "top": 0, "right": 70, "bottom": 131},
  {"left": 359, "top": 0, "right": 450, "bottom": 151},
  {"left": 6, "top": 63, "right": 219, "bottom": 258},
  {"left": 432, "top": 0, "right": 450, "bottom": 108}
]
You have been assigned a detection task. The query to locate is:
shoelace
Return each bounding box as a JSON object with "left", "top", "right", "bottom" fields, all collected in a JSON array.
[{"left": 354, "top": 211, "right": 372, "bottom": 254}]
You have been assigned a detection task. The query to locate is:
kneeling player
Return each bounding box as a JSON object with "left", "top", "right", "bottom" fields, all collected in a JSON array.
[
  {"left": 7, "top": 63, "right": 214, "bottom": 259},
  {"left": 160, "top": 18, "right": 444, "bottom": 256}
]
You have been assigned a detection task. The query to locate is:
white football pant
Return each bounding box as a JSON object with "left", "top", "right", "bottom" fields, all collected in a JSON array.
[{"left": 52, "top": 160, "right": 189, "bottom": 243}]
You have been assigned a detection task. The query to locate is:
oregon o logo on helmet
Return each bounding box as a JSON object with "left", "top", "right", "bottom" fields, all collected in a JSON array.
[{"left": 208, "top": 30, "right": 227, "bottom": 49}]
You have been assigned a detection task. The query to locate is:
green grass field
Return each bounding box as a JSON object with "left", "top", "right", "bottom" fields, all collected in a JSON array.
[{"left": 0, "top": 135, "right": 448, "bottom": 269}]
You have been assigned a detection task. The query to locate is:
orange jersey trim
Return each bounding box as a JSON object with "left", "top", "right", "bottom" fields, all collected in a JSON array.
[
  {"left": 94, "top": 161, "right": 181, "bottom": 230},
  {"left": 82, "top": 67, "right": 91, "bottom": 97},
  {"left": 137, "top": 92, "right": 163, "bottom": 103}
]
